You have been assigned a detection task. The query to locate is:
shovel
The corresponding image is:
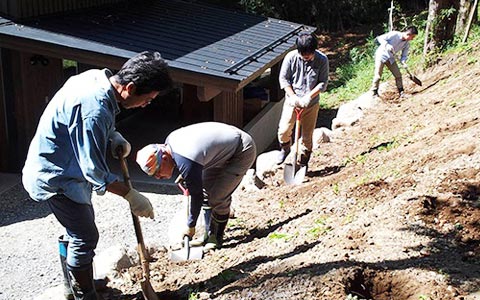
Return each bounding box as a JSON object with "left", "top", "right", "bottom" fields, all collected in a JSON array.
[
  {"left": 117, "top": 149, "right": 159, "bottom": 300},
  {"left": 284, "top": 108, "right": 307, "bottom": 185},
  {"left": 404, "top": 66, "right": 422, "bottom": 86},
  {"left": 169, "top": 176, "right": 204, "bottom": 261}
]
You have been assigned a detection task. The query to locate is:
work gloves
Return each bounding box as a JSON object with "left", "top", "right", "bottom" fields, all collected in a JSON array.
[
  {"left": 182, "top": 226, "right": 196, "bottom": 239},
  {"left": 124, "top": 189, "right": 154, "bottom": 219},
  {"left": 296, "top": 95, "right": 311, "bottom": 108},
  {"left": 401, "top": 61, "right": 408, "bottom": 69},
  {"left": 287, "top": 94, "right": 310, "bottom": 108},
  {"left": 109, "top": 131, "right": 131, "bottom": 159},
  {"left": 287, "top": 94, "right": 301, "bottom": 107},
  {"left": 386, "top": 44, "right": 394, "bottom": 53}
]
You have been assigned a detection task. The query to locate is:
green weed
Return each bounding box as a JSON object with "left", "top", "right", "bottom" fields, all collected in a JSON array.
[
  {"left": 268, "top": 232, "right": 292, "bottom": 241},
  {"left": 307, "top": 217, "right": 332, "bottom": 238},
  {"left": 332, "top": 183, "right": 340, "bottom": 195},
  {"left": 377, "top": 140, "right": 399, "bottom": 152},
  {"left": 188, "top": 290, "right": 199, "bottom": 300}
]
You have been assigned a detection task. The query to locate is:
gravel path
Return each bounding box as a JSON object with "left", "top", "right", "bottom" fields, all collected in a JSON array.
[{"left": 0, "top": 180, "right": 182, "bottom": 300}]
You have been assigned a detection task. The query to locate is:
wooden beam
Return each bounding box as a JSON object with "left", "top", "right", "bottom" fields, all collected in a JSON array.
[{"left": 197, "top": 86, "right": 221, "bottom": 102}]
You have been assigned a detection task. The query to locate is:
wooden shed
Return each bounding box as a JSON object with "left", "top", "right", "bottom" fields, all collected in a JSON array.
[{"left": 0, "top": 0, "right": 312, "bottom": 172}]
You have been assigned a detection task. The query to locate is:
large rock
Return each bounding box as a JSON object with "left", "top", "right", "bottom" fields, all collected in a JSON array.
[
  {"left": 255, "top": 151, "right": 282, "bottom": 181},
  {"left": 332, "top": 101, "right": 364, "bottom": 130},
  {"left": 312, "top": 127, "right": 333, "bottom": 149},
  {"left": 94, "top": 244, "right": 133, "bottom": 279},
  {"left": 332, "top": 92, "right": 380, "bottom": 130}
]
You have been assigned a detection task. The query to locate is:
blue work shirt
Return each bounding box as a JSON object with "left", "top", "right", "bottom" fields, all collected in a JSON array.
[{"left": 22, "top": 69, "right": 120, "bottom": 205}]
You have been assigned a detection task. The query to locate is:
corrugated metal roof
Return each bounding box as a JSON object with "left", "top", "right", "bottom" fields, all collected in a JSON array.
[{"left": 0, "top": 0, "right": 313, "bottom": 88}]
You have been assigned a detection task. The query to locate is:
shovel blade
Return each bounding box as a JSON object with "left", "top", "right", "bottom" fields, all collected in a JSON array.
[
  {"left": 284, "top": 163, "right": 307, "bottom": 185},
  {"left": 411, "top": 75, "right": 422, "bottom": 86},
  {"left": 170, "top": 237, "right": 203, "bottom": 261},
  {"left": 140, "top": 279, "right": 160, "bottom": 300}
]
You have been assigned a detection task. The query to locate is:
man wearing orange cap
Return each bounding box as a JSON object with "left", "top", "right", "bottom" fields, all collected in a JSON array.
[{"left": 136, "top": 122, "right": 256, "bottom": 251}]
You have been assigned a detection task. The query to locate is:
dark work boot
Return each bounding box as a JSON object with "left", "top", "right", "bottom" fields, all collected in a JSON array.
[
  {"left": 276, "top": 142, "right": 291, "bottom": 164},
  {"left": 203, "top": 213, "right": 229, "bottom": 252},
  {"left": 58, "top": 236, "right": 74, "bottom": 300},
  {"left": 398, "top": 88, "right": 408, "bottom": 99},
  {"left": 59, "top": 236, "right": 108, "bottom": 297},
  {"left": 68, "top": 264, "right": 100, "bottom": 300},
  {"left": 299, "top": 150, "right": 312, "bottom": 170}
]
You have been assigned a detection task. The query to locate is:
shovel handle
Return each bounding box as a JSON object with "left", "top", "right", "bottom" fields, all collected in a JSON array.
[
  {"left": 295, "top": 108, "right": 304, "bottom": 120},
  {"left": 116, "top": 148, "right": 152, "bottom": 278},
  {"left": 293, "top": 108, "right": 304, "bottom": 171},
  {"left": 175, "top": 175, "right": 190, "bottom": 196}
]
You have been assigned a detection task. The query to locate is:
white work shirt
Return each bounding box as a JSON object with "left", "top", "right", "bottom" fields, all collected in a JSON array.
[{"left": 375, "top": 31, "right": 410, "bottom": 64}]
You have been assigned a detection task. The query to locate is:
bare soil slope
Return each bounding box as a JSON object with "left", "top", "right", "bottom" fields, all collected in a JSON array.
[{"left": 106, "top": 42, "right": 480, "bottom": 300}]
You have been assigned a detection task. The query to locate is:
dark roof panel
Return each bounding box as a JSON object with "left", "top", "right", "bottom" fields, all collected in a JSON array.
[{"left": 0, "top": 0, "right": 313, "bottom": 87}]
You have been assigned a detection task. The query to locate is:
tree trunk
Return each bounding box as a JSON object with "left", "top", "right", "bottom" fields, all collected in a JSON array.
[
  {"left": 456, "top": 0, "right": 474, "bottom": 36},
  {"left": 424, "top": 0, "right": 460, "bottom": 56}
]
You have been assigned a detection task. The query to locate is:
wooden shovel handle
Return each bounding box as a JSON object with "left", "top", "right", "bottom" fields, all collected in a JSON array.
[{"left": 116, "top": 148, "right": 151, "bottom": 278}]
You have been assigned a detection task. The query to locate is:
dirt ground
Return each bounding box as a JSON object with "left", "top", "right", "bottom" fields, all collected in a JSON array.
[{"left": 98, "top": 36, "right": 480, "bottom": 300}]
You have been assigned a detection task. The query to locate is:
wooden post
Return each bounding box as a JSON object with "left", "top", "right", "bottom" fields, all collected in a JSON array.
[
  {"left": 0, "top": 49, "right": 8, "bottom": 171},
  {"left": 182, "top": 84, "right": 213, "bottom": 123},
  {"left": 1, "top": 50, "right": 63, "bottom": 171},
  {"left": 213, "top": 90, "right": 243, "bottom": 127},
  {"left": 269, "top": 63, "right": 282, "bottom": 102}
]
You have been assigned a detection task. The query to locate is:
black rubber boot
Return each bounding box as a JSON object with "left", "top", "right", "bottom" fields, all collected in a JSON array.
[
  {"left": 204, "top": 213, "right": 229, "bottom": 252},
  {"left": 299, "top": 150, "right": 312, "bottom": 169},
  {"left": 68, "top": 264, "right": 100, "bottom": 300},
  {"left": 58, "top": 235, "right": 74, "bottom": 300},
  {"left": 59, "top": 236, "right": 108, "bottom": 295},
  {"left": 276, "top": 142, "right": 291, "bottom": 164}
]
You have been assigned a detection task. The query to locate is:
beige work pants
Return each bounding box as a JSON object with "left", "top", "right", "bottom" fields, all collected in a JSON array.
[
  {"left": 277, "top": 101, "right": 319, "bottom": 155},
  {"left": 371, "top": 59, "right": 403, "bottom": 92}
]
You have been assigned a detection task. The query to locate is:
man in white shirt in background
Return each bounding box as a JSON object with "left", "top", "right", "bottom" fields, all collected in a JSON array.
[{"left": 371, "top": 26, "right": 418, "bottom": 99}]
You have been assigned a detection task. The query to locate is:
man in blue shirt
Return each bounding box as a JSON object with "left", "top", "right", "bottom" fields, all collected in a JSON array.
[
  {"left": 135, "top": 122, "right": 256, "bottom": 252},
  {"left": 276, "top": 33, "right": 329, "bottom": 169},
  {"left": 371, "top": 26, "right": 418, "bottom": 98},
  {"left": 22, "top": 51, "right": 171, "bottom": 300}
]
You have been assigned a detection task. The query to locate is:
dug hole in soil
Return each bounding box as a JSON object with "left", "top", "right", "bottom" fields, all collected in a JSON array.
[{"left": 2, "top": 39, "right": 480, "bottom": 300}]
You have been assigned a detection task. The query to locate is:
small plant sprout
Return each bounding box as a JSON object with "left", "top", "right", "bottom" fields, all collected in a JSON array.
[
  {"left": 307, "top": 217, "right": 332, "bottom": 238},
  {"left": 268, "top": 232, "right": 292, "bottom": 241}
]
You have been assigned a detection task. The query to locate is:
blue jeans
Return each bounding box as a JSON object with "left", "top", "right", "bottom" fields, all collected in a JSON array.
[{"left": 47, "top": 194, "right": 99, "bottom": 270}]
